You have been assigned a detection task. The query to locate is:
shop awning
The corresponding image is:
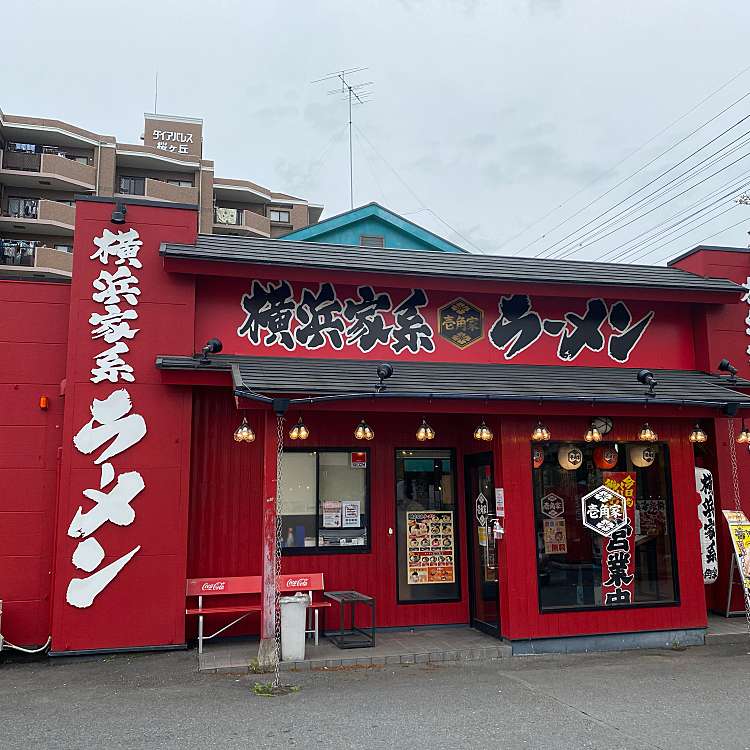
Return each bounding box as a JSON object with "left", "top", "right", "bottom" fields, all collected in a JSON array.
[{"left": 156, "top": 354, "right": 750, "bottom": 410}]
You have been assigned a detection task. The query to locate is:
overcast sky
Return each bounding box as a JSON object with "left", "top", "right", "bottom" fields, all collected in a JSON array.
[{"left": 4, "top": 0, "right": 750, "bottom": 263}]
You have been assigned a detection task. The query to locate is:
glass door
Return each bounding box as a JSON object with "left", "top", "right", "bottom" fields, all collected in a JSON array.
[{"left": 464, "top": 452, "right": 500, "bottom": 636}]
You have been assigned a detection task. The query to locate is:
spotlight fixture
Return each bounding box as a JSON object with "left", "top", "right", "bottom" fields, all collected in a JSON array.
[
  {"left": 531, "top": 420, "right": 551, "bottom": 442},
  {"left": 111, "top": 200, "right": 127, "bottom": 224},
  {"left": 416, "top": 418, "right": 435, "bottom": 442},
  {"left": 355, "top": 419, "right": 374, "bottom": 441},
  {"left": 638, "top": 422, "right": 658, "bottom": 442},
  {"left": 637, "top": 369, "right": 658, "bottom": 397},
  {"left": 737, "top": 419, "right": 750, "bottom": 444},
  {"left": 718, "top": 358, "right": 738, "bottom": 383},
  {"left": 584, "top": 421, "right": 603, "bottom": 443},
  {"left": 199, "top": 337, "right": 223, "bottom": 364},
  {"left": 233, "top": 416, "right": 255, "bottom": 443},
  {"left": 289, "top": 417, "right": 309, "bottom": 440},
  {"left": 473, "top": 419, "right": 493, "bottom": 442},
  {"left": 688, "top": 423, "right": 708, "bottom": 444},
  {"left": 376, "top": 363, "right": 394, "bottom": 392}
]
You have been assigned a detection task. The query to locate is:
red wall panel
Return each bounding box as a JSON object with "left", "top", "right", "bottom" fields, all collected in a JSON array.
[{"left": 0, "top": 280, "right": 69, "bottom": 646}]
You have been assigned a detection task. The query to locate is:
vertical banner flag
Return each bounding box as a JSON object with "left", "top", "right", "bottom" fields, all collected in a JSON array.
[
  {"left": 695, "top": 468, "right": 718, "bottom": 584},
  {"left": 601, "top": 472, "right": 636, "bottom": 606}
]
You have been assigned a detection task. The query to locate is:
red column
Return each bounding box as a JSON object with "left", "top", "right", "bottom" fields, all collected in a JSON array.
[{"left": 258, "top": 409, "right": 278, "bottom": 666}]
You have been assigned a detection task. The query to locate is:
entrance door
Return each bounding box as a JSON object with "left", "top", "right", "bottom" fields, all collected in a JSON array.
[{"left": 464, "top": 452, "right": 500, "bottom": 636}]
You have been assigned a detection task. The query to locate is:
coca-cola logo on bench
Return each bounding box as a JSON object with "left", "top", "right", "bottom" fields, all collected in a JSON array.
[
  {"left": 286, "top": 578, "right": 310, "bottom": 588},
  {"left": 201, "top": 581, "right": 227, "bottom": 591}
]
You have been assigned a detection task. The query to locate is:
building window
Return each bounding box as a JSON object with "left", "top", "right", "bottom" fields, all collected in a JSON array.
[
  {"left": 118, "top": 176, "right": 145, "bottom": 196},
  {"left": 532, "top": 441, "right": 678, "bottom": 612},
  {"left": 280, "top": 449, "right": 369, "bottom": 553},
  {"left": 8, "top": 142, "right": 38, "bottom": 153},
  {"left": 55, "top": 244, "right": 73, "bottom": 253},
  {"left": 395, "top": 449, "right": 460, "bottom": 603},
  {"left": 167, "top": 179, "right": 192, "bottom": 188},
  {"left": 269, "top": 209, "right": 290, "bottom": 223},
  {"left": 360, "top": 235, "right": 385, "bottom": 248},
  {"left": 7, "top": 197, "right": 38, "bottom": 219}
]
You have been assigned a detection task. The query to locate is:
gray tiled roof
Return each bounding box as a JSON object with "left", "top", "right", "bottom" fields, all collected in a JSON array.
[
  {"left": 160, "top": 234, "right": 741, "bottom": 294},
  {"left": 156, "top": 354, "right": 750, "bottom": 409}
]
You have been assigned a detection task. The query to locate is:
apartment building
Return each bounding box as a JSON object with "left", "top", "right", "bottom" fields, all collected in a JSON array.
[{"left": 0, "top": 109, "right": 323, "bottom": 279}]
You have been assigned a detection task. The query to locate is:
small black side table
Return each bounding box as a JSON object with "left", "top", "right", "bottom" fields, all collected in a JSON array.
[{"left": 324, "top": 591, "right": 376, "bottom": 649}]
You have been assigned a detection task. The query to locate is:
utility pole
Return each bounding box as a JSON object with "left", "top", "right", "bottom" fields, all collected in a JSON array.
[{"left": 312, "top": 68, "right": 373, "bottom": 210}]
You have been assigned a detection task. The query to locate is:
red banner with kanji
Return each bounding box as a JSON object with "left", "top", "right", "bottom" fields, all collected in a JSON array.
[{"left": 601, "top": 472, "right": 636, "bottom": 606}]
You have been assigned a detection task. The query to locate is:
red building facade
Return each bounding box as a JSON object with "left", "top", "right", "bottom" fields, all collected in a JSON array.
[{"left": 2, "top": 197, "right": 750, "bottom": 655}]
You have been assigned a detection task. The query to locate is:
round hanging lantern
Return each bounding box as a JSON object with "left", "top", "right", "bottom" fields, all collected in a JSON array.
[
  {"left": 533, "top": 445, "right": 545, "bottom": 469},
  {"left": 593, "top": 444, "right": 618, "bottom": 470},
  {"left": 629, "top": 443, "right": 656, "bottom": 468},
  {"left": 558, "top": 444, "right": 583, "bottom": 471}
]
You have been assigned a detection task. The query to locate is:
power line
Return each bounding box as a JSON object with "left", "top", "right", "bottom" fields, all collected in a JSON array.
[
  {"left": 508, "top": 89, "right": 750, "bottom": 257},
  {"left": 536, "top": 111, "right": 750, "bottom": 259},
  {"left": 493, "top": 62, "right": 750, "bottom": 252},
  {"left": 655, "top": 211, "right": 748, "bottom": 264}
]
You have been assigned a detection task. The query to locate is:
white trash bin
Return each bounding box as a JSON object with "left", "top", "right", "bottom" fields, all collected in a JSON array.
[{"left": 280, "top": 592, "right": 310, "bottom": 661}]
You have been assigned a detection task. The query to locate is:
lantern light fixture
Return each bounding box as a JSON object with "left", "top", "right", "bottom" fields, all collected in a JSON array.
[
  {"left": 584, "top": 422, "right": 603, "bottom": 443},
  {"left": 737, "top": 420, "right": 750, "bottom": 444},
  {"left": 233, "top": 416, "right": 255, "bottom": 443},
  {"left": 638, "top": 422, "right": 658, "bottom": 442},
  {"left": 473, "top": 419, "right": 493, "bottom": 442},
  {"left": 531, "top": 420, "right": 551, "bottom": 442},
  {"left": 416, "top": 418, "right": 435, "bottom": 442},
  {"left": 289, "top": 417, "right": 309, "bottom": 441},
  {"left": 355, "top": 419, "right": 375, "bottom": 441},
  {"left": 688, "top": 423, "right": 708, "bottom": 444}
]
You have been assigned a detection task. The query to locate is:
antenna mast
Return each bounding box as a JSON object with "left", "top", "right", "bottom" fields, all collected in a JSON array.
[
  {"left": 312, "top": 67, "right": 373, "bottom": 210},
  {"left": 154, "top": 71, "right": 159, "bottom": 114}
]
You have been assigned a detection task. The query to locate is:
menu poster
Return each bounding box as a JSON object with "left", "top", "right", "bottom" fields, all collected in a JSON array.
[
  {"left": 543, "top": 518, "right": 567, "bottom": 554},
  {"left": 406, "top": 511, "right": 455, "bottom": 585},
  {"left": 322, "top": 500, "right": 342, "bottom": 528},
  {"left": 342, "top": 501, "right": 361, "bottom": 528}
]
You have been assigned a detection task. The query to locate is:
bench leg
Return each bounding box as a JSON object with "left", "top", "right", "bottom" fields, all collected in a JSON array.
[
  {"left": 314, "top": 609, "right": 319, "bottom": 647},
  {"left": 198, "top": 614, "right": 204, "bottom": 655}
]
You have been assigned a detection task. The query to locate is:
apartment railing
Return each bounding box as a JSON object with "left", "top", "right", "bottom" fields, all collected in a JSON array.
[
  {"left": 2, "top": 199, "right": 76, "bottom": 227},
  {"left": 214, "top": 207, "right": 242, "bottom": 225},
  {"left": 0, "top": 239, "right": 73, "bottom": 274},
  {"left": 213, "top": 207, "right": 271, "bottom": 235}
]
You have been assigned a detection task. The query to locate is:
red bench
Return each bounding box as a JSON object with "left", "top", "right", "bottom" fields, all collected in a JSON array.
[{"left": 186, "top": 573, "right": 330, "bottom": 654}]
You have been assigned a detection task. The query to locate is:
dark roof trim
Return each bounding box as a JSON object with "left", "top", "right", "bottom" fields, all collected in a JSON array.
[
  {"left": 156, "top": 354, "right": 750, "bottom": 410},
  {"left": 160, "top": 234, "right": 741, "bottom": 294},
  {"left": 75, "top": 195, "right": 198, "bottom": 211},
  {"left": 667, "top": 244, "right": 750, "bottom": 266}
]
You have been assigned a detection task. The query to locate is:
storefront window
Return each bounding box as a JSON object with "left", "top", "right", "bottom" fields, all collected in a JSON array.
[
  {"left": 532, "top": 441, "right": 677, "bottom": 611},
  {"left": 280, "top": 449, "right": 369, "bottom": 553},
  {"left": 395, "top": 450, "right": 460, "bottom": 603}
]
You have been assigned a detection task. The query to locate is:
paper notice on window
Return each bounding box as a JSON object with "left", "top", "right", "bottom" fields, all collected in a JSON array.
[
  {"left": 406, "top": 510, "right": 455, "bottom": 585},
  {"left": 342, "top": 501, "right": 361, "bottom": 528},
  {"left": 322, "top": 501, "right": 342, "bottom": 528}
]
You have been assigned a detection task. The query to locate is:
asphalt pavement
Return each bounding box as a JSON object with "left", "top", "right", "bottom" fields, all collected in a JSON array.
[{"left": 1, "top": 640, "right": 748, "bottom": 750}]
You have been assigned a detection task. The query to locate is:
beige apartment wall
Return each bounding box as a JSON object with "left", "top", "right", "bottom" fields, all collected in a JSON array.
[
  {"left": 289, "top": 203, "right": 309, "bottom": 230},
  {"left": 97, "top": 145, "right": 116, "bottom": 196},
  {"left": 114, "top": 167, "right": 196, "bottom": 185},
  {"left": 199, "top": 168, "right": 213, "bottom": 233}
]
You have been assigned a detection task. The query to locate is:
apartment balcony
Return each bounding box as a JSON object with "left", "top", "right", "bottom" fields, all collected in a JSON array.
[
  {"left": 0, "top": 150, "right": 96, "bottom": 191},
  {"left": 115, "top": 177, "right": 199, "bottom": 205},
  {"left": 0, "top": 199, "right": 76, "bottom": 235},
  {"left": 212, "top": 207, "right": 271, "bottom": 237},
  {"left": 0, "top": 239, "right": 72, "bottom": 280}
]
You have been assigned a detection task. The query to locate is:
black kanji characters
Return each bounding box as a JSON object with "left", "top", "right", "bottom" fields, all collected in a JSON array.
[
  {"left": 343, "top": 286, "right": 393, "bottom": 352},
  {"left": 237, "top": 280, "right": 296, "bottom": 350},
  {"left": 390, "top": 289, "right": 435, "bottom": 355},
  {"left": 608, "top": 301, "right": 655, "bottom": 363},
  {"left": 295, "top": 283, "right": 345, "bottom": 350},
  {"left": 488, "top": 295, "right": 543, "bottom": 358},
  {"left": 557, "top": 298, "right": 608, "bottom": 360}
]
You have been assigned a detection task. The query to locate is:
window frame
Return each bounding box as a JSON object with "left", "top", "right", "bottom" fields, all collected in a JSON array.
[
  {"left": 118, "top": 175, "right": 145, "bottom": 196},
  {"left": 531, "top": 440, "right": 681, "bottom": 615},
  {"left": 268, "top": 208, "right": 291, "bottom": 224},
  {"left": 281, "top": 447, "right": 371, "bottom": 556}
]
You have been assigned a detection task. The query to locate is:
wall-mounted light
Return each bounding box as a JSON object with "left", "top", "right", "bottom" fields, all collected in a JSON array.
[
  {"left": 233, "top": 416, "right": 255, "bottom": 443},
  {"left": 637, "top": 369, "right": 658, "bottom": 397},
  {"left": 688, "top": 423, "right": 708, "bottom": 444},
  {"left": 289, "top": 417, "right": 309, "bottom": 441},
  {"left": 473, "top": 419, "right": 493, "bottom": 442},
  {"left": 39, "top": 395, "right": 49, "bottom": 410},
  {"left": 355, "top": 419, "right": 374, "bottom": 440},
  {"left": 198, "top": 337, "right": 223, "bottom": 364},
  {"left": 416, "top": 418, "right": 435, "bottom": 441},
  {"left": 638, "top": 422, "right": 658, "bottom": 442},
  {"left": 531, "top": 420, "right": 551, "bottom": 442},
  {"left": 584, "top": 421, "right": 602, "bottom": 443},
  {"left": 718, "top": 358, "right": 738, "bottom": 384},
  {"left": 737, "top": 419, "right": 750, "bottom": 444}
]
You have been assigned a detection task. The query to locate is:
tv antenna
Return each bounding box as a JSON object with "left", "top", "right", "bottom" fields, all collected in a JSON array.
[{"left": 312, "top": 67, "right": 373, "bottom": 210}]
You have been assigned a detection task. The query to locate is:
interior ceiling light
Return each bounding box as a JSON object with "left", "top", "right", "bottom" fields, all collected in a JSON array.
[
  {"left": 289, "top": 417, "right": 309, "bottom": 441},
  {"left": 689, "top": 423, "right": 708, "bottom": 444},
  {"left": 233, "top": 416, "right": 255, "bottom": 443},
  {"left": 531, "top": 420, "right": 551, "bottom": 442},
  {"left": 416, "top": 418, "right": 435, "bottom": 442},
  {"left": 473, "top": 419, "right": 493, "bottom": 442},
  {"left": 355, "top": 419, "right": 374, "bottom": 441}
]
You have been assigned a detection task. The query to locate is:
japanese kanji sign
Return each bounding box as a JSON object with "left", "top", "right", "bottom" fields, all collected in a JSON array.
[
  {"left": 438, "top": 297, "right": 483, "bottom": 349},
  {"left": 723, "top": 510, "right": 750, "bottom": 591},
  {"left": 581, "top": 483, "right": 627, "bottom": 537},
  {"left": 66, "top": 227, "right": 147, "bottom": 609},
  {"left": 696, "top": 468, "right": 718, "bottom": 584},
  {"left": 600, "top": 472, "right": 637, "bottom": 606},
  {"left": 540, "top": 492, "right": 565, "bottom": 519},
  {"left": 232, "top": 282, "right": 661, "bottom": 364}
]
